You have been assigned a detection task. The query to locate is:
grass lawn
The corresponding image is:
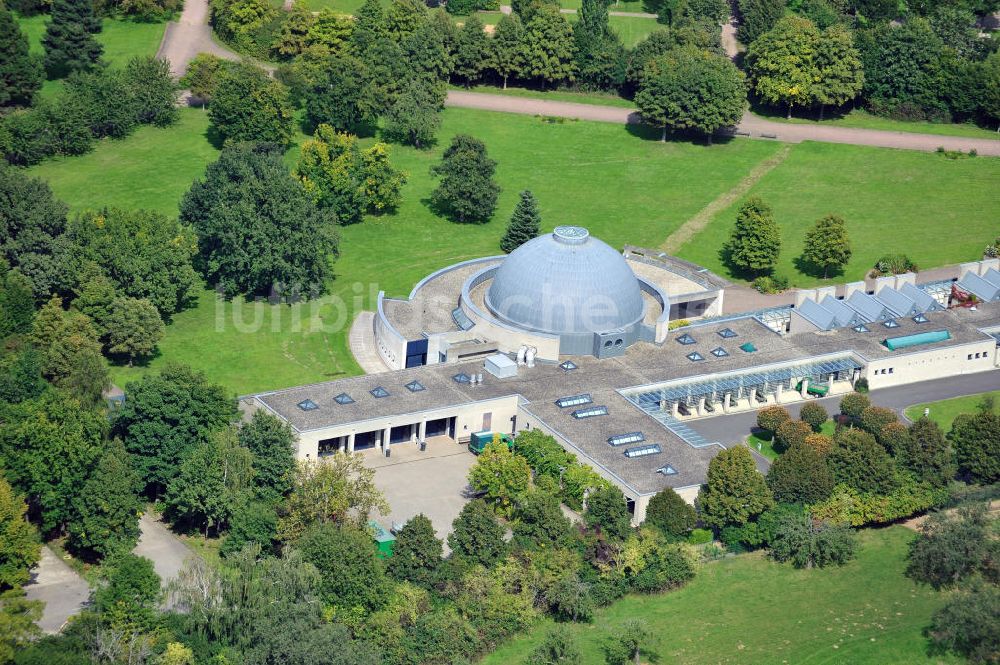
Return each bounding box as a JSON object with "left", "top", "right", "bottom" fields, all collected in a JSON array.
[
  {"left": 747, "top": 419, "right": 835, "bottom": 460},
  {"left": 756, "top": 105, "right": 1000, "bottom": 141},
  {"left": 457, "top": 84, "right": 637, "bottom": 108},
  {"left": 676, "top": 141, "right": 1000, "bottom": 288},
  {"left": 563, "top": 11, "right": 660, "bottom": 47},
  {"left": 483, "top": 526, "right": 962, "bottom": 665},
  {"left": 33, "top": 107, "right": 777, "bottom": 393},
  {"left": 561, "top": 0, "right": 650, "bottom": 11},
  {"left": 17, "top": 14, "right": 167, "bottom": 91},
  {"left": 904, "top": 390, "right": 1000, "bottom": 429}
]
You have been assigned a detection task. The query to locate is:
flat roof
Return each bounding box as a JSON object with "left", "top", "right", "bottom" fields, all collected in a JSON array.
[{"left": 250, "top": 302, "right": 999, "bottom": 496}]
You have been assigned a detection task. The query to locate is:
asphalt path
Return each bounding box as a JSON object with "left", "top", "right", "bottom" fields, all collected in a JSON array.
[
  {"left": 134, "top": 514, "right": 197, "bottom": 593},
  {"left": 688, "top": 369, "right": 1000, "bottom": 447},
  {"left": 23, "top": 547, "right": 91, "bottom": 634}
]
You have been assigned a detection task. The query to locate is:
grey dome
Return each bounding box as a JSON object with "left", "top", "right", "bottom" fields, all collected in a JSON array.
[{"left": 485, "top": 227, "right": 645, "bottom": 336}]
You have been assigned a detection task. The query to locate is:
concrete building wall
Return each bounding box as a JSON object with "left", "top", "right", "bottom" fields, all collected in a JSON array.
[
  {"left": 294, "top": 395, "right": 522, "bottom": 459},
  {"left": 375, "top": 293, "right": 407, "bottom": 371},
  {"left": 864, "top": 340, "right": 997, "bottom": 389}
]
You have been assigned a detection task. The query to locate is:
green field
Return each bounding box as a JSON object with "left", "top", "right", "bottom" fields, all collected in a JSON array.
[
  {"left": 757, "top": 106, "right": 1000, "bottom": 141},
  {"left": 676, "top": 141, "right": 1000, "bottom": 288},
  {"left": 483, "top": 526, "right": 961, "bottom": 665},
  {"left": 904, "top": 390, "right": 1000, "bottom": 429},
  {"left": 28, "top": 107, "right": 1000, "bottom": 393}
]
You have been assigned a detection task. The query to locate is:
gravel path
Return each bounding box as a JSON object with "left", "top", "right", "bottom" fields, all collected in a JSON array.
[{"left": 446, "top": 90, "right": 1000, "bottom": 155}]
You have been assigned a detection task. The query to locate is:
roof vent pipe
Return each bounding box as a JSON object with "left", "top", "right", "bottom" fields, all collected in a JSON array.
[
  {"left": 517, "top": 346, "right": 528, "bottom": 366},
  {"left": 526, "top": 347, "right": 537, "bottom": 368},
  {"left": 476, "top": 373, "right": 483, "bottom": 384}
]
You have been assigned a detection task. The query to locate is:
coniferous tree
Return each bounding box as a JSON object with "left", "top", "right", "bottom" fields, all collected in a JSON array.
[
  {"left": 726, "top": 196, "right": 780, "bottom": 276},
  {"left": 0, "top": 9, "right": 42, "bottom": 108},
  {"left": 802, "top": 214, "right": 852, "bottom": 278},
  {"left": 352, "top": 0, "right": 388, "bottom": 55},
  {"left": 430, "top": 134, "right": 500, "bottom": 223},
  {"left": 67, "top": 439, "right": 143, "bottom": 561},
  {"left": 42, "top": 0, "right": 103, "bottom": 78},
  {"left": 500, "top": 190, "right": 541, "bottom": 253},
  {"left": 489, "top": 13, "right": 525, "bottom": 89}
]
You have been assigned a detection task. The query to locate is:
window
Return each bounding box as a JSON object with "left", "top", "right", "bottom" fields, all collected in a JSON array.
[
  {"left": 555, "top": 393, "right": 593, "bottom": 409},
  {"left": 608, "top": 432, "right": 645, "bottom": 447},
  {"left": 686, "top": 351, "right": 704, "bottom": 362},
  {"left": 334, "top": 393, "right": 354, "bottom": 405},
  {"left": 888, "top": 368, "right": 894, "bottom": 374},
  {"left": 452, "top": 373, "right": 471, "bottom": 384},
  {"left": 624, "top": 444, "right": 661, "bottom": 458},
  {"left": 676, "top": 333, "right": 696, "bottom": 345},
  {"left": 718, "top": 328, "right": 738, "bottom": 339},
  {"left": 968, "top": 354, "right": 973, "bottom": 360},
  {"left": 404, "top": 380, "right": 425, "bottom": 393},
  {"left": 913, "top": 314, "right": 929, "bottom": 324},
  {"left": 370, "top": 386, "right": 390, "bottom": 398},
  {"left": 853, "top": 324, "right": 870, "bottom": 333},
  {"left": 883, "top": 319, "right": 900, "bottom": 329},
  {"left": 656, "top": 464, "right": 678, "bottom": 475},
  {"left": 297, "top": 399, "right": 318, "bottom": 411},
  {"left": 710, "top": 347, "right": 729, "bottom": 358},
  {"left": 559, "top": 360, "right": 577, "bottom": 371},
  {"left": 571, "top": 405, "right": 608, "bottom": 419}
]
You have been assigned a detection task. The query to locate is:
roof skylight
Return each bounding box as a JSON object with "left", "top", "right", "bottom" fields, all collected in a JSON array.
[
  {"left": 571, "top": 405, "right": 608, "bottom": 419},
  {"left": 333, "top": 393, "right": 354, "bottom": 405},
  {"left": 718, "top": 328, "right": 738, "bottom": 338},
  {"left": 853, "top": 323, "right": 870, "bottom": 333},
  {"left": 297, "top": 399, "right": 318, "bottom": 411},
  {"left": 883, "top": 319, "right": 900, "bottom": 329},
  {"left": 624, "top": 444, "right": 661, "bottom": 458},
  {"left": 912, "top": 314, "right": 928, "bottom": 324},
  {"left": 710, "top": 347, "right": 729, "bottom": 358},
  {"left": 555, "top": 393, "right": 593, "bottom": 408},
  {"left": 656, "top": 464, "right": 678, "bottom": 475},
  {"left": 676, "top": 333, "right": 696, "bottom": 345},
  {"left": 559, "top": 360, "right": 578, "bottom": 371},
  {"left": 370, "top": 386, "right": 390, "bottom": 398},
  {"left": 608, "top": 432, "right": 645, "bottom": 447},
  {"left": 452, "top": 373, "right": 471, "bottom": 384},
  {"left": 686, "top": 351, "right": 704, "bottom": 362},
  {"left": 404, "top": 380, "right": 425, "bottom": 392}
]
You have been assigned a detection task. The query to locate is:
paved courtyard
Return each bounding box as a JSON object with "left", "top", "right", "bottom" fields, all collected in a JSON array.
[{"left": 368, "top": 436, "right": 477, "bottom": 545}]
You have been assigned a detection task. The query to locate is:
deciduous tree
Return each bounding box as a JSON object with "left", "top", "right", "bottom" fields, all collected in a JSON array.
[
  {"left": 766, "top": 441, "right": 834, "bottom": 503},
  {"left": 209, "top": 63, "right": 294, "bottom": 145},
  {"left": 512, "top": 490, "right": 572, "bottom": 549},
  {"left": 468, "top": 439, "right": 531, "bottom": 517},
  {"left": 180, "top": 143, "right": 337, "bottom": 297},
  {"left": 448, "top": 499, "right": 507, "bottom": 566},
  {"left": 900, "top": 417, "right": 954, "bottom": 487},
  {"left": 635, "top": 46, "right": 747, "bottom": 142},
  {"left": 113, "top": 364, "right": 236, "bottom": 497},
  {"left": 382, "top": 77, "right": 445, "bottom": 148},
  {"left": 388, "top": 513, "right": 442, "bottom": 588},
  {"left": 697, "top": 445, "right": 774, "bottom": 529},
  {"left": 839, "top": 391, "right": 870, "bottom": 420},
  {"left": 238, "top": 411, "right": 296, "bottom": 501},
  {"left": 430, "top": 134, "right": 501, "bottom": 223},
  {"left": 769, "top": 512, "right": 857, "bottom": 568},
  {"left": 0, "top": 476, "right": 40, "bottom": 591},
  {"left": 106, "top": 297, "right": 164, "bottom": 364},
  {"left": 299, "top": 522, "right": 390, "bottom": 611},
  {"left": 949, "top": 407, "right": 1000, "bottom": 484},
  {"left": 928, "top": 584, "right": 1000, "bottom": 665},
  {"left": 220, "top": 499, "right": 278, "bottom": 558},
  {"left": 813, "top": 25, "right": 864, "bottom": 117},
  {"left": 520, "top": 4, "right": 577, "bottom": 87},
  {"left": 799, "top": 402, "right": 828, "bottom": 432},
  {"left": 67, "top": 439, "right": 142, "bottom": 560},
  {"left": 747, "top": 16, "right": 821, "bottom": 118},
  {"left": 585, "top": 485, "right": 632, "bottom": 541},
  {"left": 453, "top": 15, "right": 489, "bottom": 86},
  {"left": 906, "top": 503, "right": 996, "bottom": 589},
  {"left": 304, "top": 54, "right": 375, "bottom": 133},
  {"left": 774, "top": 419, "right": 812, "bottom": 453},
  {"left": 527, "top": 626, "right": 583, "bottom": 665},
  {"left": 802, "top": 215, "right": 852, "bottom": 278},
  {"left": 644, "top": 487, "right": 696, "bottom": 541},
  {"left": 827, "top": 428, "right": 897, "bottom": 495},
  {"left": 489, "top": 13, "right": 526, "bottom": 89},
  {"left": 726, "top": 197, "right": 780, "bottom": 276},
  {"left": 737, "top": 0, "right": 785, "bottom": 44},
  {"left": 179, "top": 53, "right": 228, "bottom": 105}
]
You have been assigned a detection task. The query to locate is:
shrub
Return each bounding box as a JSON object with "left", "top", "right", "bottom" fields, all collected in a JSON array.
[
  {"left": 803, "top": 433, "right": 833, "bottom": 455},
  {"left": 839, "top": 391, "right": 870, "bottom": 420},
  {"left": 756, "top": 405, "right": 791, "bottom": 436},
  {"left": 827, "top": 428, "right": 898, "bottom": 495},
  {"left": 645, "top": 488, "right": 696, "bottom": 541},
  {"left": 809, "top": 477, "right": 948, "bottom": 527},
  {"left": 752, "top": 274, "right": 789, "bottom": 294},
  {"left": 774, "top": 419, "right": 811, "bottom": 454},
  {"left": 769, "top": 513, "right": 857, "bottom": 569},
  {"left": 688, "top": 528, "right": 712, "bottom": 545},
  {"left": 859, "top": 406, "right": 898, "bottom": 444},
  {"left": 871, "top": 253, "right": 916, "bottom": 277},
  {"left": 766, "top": 441, "right": 834, "bottom": 504},
  {"left": 799, "top": 403, "right": 828, "bottom": 432},
  {"left": 854, "top": 377, "right": 869, "bottom": 393}
]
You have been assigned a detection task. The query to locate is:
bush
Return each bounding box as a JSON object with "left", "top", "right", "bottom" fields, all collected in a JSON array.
[
  {"left": 803, "top": 433, "right": 833, "bottom": 455},
  {"left": 766, "top": 441, "right": 834, "bottom": 504},
  {"left": 527, "top": 625, "right": 583, "bottom": 665},
  {"left": 839, "top": 391, "right": 870, "bottom": 420},
  {"left": 773, "top": 419, "right": 811, "bottom": 454},
  {"left": 756, "top": 405, "right": 791, "bottom": 436},
  {"left": 752, "top": 274, "right": 789, "bottom": 294},
  {"left": 799, "top": 403, "right": 828, "bottom": 432},
  {"left": 853, "top": 377, "right": 869, "bottom": 393},
  {"left": 769, "top": 513, "right": 857, "bottom": 569},
  {"left": 859, "top": 406, "right": 898, "bottom": 444},
  {"left": 809, "top": 477, "right": 948, "bottom": 527},
  {"left": 871, "top": 253, "right": 916, "bottom": 277},
  {"left": 585, "top": 485, "right": 632, "bottom": 541},
  {"left": 688, "top": 528, "right": 712, "bottom": 545}
]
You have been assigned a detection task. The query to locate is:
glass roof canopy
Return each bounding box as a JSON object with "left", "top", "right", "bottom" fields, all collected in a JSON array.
[{"left": 620, "top": 354, "right": 861, "bottom": 404}]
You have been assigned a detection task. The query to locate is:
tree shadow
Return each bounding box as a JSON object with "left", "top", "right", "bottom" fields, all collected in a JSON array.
[
  {"left": 624, "top": 121, "right": 737, "bottom": 147},
  {"left": 793, "top": 254, "right": 847, "bottom": 281}
]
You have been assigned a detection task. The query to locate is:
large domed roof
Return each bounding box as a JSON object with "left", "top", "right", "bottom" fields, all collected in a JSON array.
[{"left": 485, "top": 226, "right": 644, "bottom": 336}]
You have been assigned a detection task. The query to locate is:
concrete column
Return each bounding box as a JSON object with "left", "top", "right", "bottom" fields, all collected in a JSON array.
[
  {"left": 338, "top": 436, "right": 345, "bottom": 453},
  {"left": 723, "top": 393, "right": 732, "bottom": 413},
  {"left": 419, "top": 419, "right": 427, "bottom": 443},
  {"left": 800, "top": 378, "right": 809, "bottom": 399},
  {"left": 671, "top": 401, "right": 680, "bottom": 418},
  {"left": 347, "top": 432, "right": 355, "bottom": 453},
  {"left": 737, "top": 385, "right": 743, "bottom": 400},
  {"left": 828, "top": 374, "right": 835, "bottom": 389},
  {"left": 749, "top": 388, "right": 757, "bottom": 405},
  {"left": 659, "top": 398, "right": 667, "bottom": 412},
  {"left": 775, "top": 383, "right": 783, "bottom": 402},
  {"left": 410, "top": 424, "right": 417, "bottom": 443},
  {"left": 697, "top": 397, "right": 706, "bottom": 416},
  {"left": 382, "top": 425, "right": 391, "bottom": 451}
]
